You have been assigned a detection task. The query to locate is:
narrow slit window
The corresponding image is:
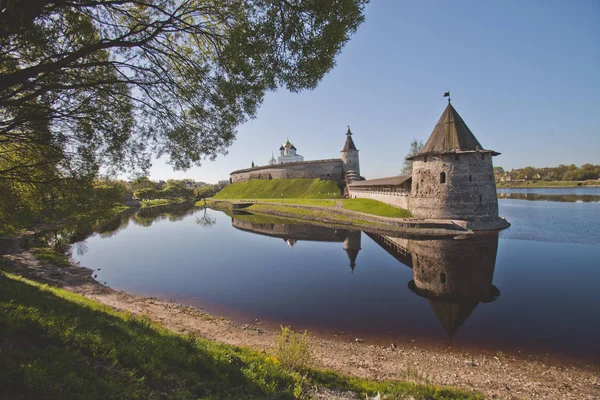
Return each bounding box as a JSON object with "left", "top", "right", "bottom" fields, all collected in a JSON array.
[
  {"left": 481, "top": 153, "right": 485, "bottom": 160},
  {"left": 479, "top": 194, "right": 482, "bottom": 203},
  {"left": 440, "top": 172, "right": 446, "bottom": 184},
  {"left": 469, "top": 175, "right": 472, "bottom": 182},
  {"left": 424, "top": 156, "right": 428, "bottom": 163}
]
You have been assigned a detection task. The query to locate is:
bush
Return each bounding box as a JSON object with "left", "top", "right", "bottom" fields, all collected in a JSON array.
[{"left": 274, "top": 326, "right": 312, "bottom": 372}]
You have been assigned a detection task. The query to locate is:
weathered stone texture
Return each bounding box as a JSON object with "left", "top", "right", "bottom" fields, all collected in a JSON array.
[
  {"left": 408, "top": 234, "right": 499, "bottom": 300},
  {"left": 230, "top": 159, "right": 344, "bottom": 184},
  {"left": 410, "top": 152, "right": 499, "bottom": 220},
  {"left": 341, "top": 149, "right": 360, "bottom": 176}
]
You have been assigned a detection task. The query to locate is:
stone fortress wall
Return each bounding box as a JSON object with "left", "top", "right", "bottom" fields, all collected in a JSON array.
[
  {"left": 347, "top": 190, "right": 410, "bottom": 210},
  {"left": 410, "top": 152, "right": 498, "bottom": 221},
  {"left": 230, "top": 159, "right": 345, "bottom": 184}
]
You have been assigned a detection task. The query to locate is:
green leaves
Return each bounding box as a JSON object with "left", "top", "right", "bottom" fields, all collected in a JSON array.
[{"left": 1, "top": 0, "right": 368, "bottom": 180}]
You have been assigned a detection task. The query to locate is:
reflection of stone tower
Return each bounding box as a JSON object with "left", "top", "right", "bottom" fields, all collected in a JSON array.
[
  {"left": 343, "top": 231, "right": 362, "bottom": 272},
  {"left": 407, "top": 101, "right": 500, "bottom": 221},
  {"left": 341, "top": 126, "right": 360, "bottom": 177},
  {"left": 407, "top": 233, "right": 500, "bottom": 337}
]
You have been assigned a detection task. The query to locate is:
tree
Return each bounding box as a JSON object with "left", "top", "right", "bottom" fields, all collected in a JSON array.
[
  {"left": 401, "top": 139, "right": 424, "bottom": 174},
  {"left": 134, "top": 188, "right": 158, "bottom": 201},
  {"left": 1, "top": 0, "right": 368, "bottom": 185}
]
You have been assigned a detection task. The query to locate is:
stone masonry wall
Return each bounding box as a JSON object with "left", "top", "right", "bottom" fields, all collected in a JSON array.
[
  {"left": 230, "top": 159, "right": 344, "bottom": 184},
  {"left": 347, "top": 189, "right": 410, "bottom": 210},
  {"left": 407, "top": 234, "right": 499, "bottom": 300},
  {"left": 410, "top": 152, "right": 499, "bottom": 220}
]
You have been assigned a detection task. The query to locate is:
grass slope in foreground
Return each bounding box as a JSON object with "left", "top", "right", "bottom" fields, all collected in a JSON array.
[
  {"left": 0, "top": 272, "right": 479, "bottom": 400},
  {"left": 215, "top": 178, "right": 341, "bottom": 199}
]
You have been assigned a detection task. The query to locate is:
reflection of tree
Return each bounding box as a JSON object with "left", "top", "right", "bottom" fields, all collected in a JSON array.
[
  {"left": 196, "top": 207, "right": 216, "bottom": 228},
  {"left": 74, "top": 241, "right": 89, "bottom": 256},
  {"left": 132, "top": 203, "right": 197, "bottom": 227}
]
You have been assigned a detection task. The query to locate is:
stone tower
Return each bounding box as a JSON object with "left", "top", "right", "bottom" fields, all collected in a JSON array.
[
  {"left": 407, "top": 101, "right": 501, "bottom": 222},
  {"left": 341, "top": 126, "right": 360, "bottom": 177}
]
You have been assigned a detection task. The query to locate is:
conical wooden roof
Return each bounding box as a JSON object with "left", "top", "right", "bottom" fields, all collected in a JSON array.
[
  {"left": 342, "top": 136, "right": 357, "bottom": 151},
  {"left": 408, "top": 102, "right": 498, "bottom": 159}
]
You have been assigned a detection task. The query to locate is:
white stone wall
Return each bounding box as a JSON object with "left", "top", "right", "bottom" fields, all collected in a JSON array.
[
  {"left": 410, "top": 152, "right": 499, "bottom": 221},
  {"left": 347, "top": 189, "right": 410, "bottom": 210}
]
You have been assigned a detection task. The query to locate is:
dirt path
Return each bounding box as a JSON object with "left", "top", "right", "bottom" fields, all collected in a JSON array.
[{"left": 2, "top": 238, "right": 598, "bottom": 400}]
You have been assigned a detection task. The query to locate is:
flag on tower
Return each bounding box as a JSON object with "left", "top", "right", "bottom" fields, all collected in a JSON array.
[{"left": 443, "top": 91, "right": 450, "bottom": 97}]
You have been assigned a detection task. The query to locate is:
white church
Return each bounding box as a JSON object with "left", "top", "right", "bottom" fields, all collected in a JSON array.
[{"left": 269, "top": 139, "right": 304, "bottom": 165}]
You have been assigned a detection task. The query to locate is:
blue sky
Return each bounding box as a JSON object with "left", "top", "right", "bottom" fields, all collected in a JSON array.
[{"left": 149, "top": 0, "right": 600, "bottom": 183}]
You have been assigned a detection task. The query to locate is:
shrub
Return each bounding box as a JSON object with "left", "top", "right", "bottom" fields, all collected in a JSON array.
[{"left": 274, "top": 326, "right": 312, "bottom": 371}]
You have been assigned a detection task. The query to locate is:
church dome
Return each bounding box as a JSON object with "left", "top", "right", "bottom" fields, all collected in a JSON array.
[{"left": 283, "top": 139, "right": 293, "bottom": 147}]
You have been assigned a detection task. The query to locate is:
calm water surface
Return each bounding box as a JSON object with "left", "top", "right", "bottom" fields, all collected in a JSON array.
[
  {"left": 497, "top": 187, "right": 600, "bottom": 203},
  {"left": 72, "top": 200, "right": 600, "bottom": 361}
]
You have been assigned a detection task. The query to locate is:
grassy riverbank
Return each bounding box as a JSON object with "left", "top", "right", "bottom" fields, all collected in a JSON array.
[
  {"left": 141, "top": 198, "right": 193, "bottom": 208},
  {"left": 0, "top": 271, "right": 480, "bottom": 400},
  {"left": 209, "top": 198, "right": 411, "bottom": 218}
]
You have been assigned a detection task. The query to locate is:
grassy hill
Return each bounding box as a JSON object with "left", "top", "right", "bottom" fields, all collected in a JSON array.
[{"left": 215, "top": 178, "right": 341, "bottom": 200}]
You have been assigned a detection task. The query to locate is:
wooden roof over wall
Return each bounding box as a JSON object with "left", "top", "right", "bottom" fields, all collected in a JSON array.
[{"left": 349, "top": 175, "right": 411, "bottom": 187}]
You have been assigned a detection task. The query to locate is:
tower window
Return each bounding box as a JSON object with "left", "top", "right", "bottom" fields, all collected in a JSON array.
[
  {"left": 440, "top": 273, "right": 447, "bottom": 284},
  {"left": 481, "top": 153, "right": 485, "bottom": 160},
  {"left": 489, "top": 174, "right": 492, "bottom": 181},
  {"left": 479, "top": 194, "right": 482, "bottom": 203},
  {"left": 440, "top": 172, "right": 446, "bottom": 184},
  {"left": 469, "top": 175, "right": 472, "bottom": 182}
]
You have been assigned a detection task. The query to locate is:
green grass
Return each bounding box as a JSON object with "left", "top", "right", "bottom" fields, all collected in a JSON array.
[
  {"left": 247, "top": 204, "right": 381, "bottom": 227},
  {"left": 0, "top": 272, "right": 481, "bottom": 400},
  {"left": 341, "top": 199, "right": 412, "bottom": 218},
  {"left": 141, "top": 198, "right": 188, "bottom": 208},
  {"left": 30, "top": 248, "right": 72, "bottom": 268},
  {"left": 214, "top": 179, "right": 342, "bottom": 200}
]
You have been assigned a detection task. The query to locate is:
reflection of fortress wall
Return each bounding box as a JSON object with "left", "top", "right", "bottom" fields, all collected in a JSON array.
[
  {"left": 365, "top": 232, "right": 412, "bottom": 268},
  {"left": 230, "top": 159, "right": 344, "bottom": 184},
  {"left": 232, "top": 218, "right": 350, "bottom": 242},
  {"left": 408, "top": 234, "right": 498, "bottom": 300}
]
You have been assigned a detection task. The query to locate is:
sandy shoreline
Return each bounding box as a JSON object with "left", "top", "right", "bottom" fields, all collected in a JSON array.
[{"left": 2, "top": 238, "right": 598, "bottom": 400}]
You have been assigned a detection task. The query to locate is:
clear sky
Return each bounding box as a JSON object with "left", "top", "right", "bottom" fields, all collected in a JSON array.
[{"left": 149, "top": 0, "right": 600, "bottom": 183}]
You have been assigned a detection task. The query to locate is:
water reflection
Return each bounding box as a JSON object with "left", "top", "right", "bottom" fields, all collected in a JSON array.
[
  {"left": 231, "top": 211, "right": 362, "bottom": 271},
  {"left": 407, "top": 234, "right": 499, "bottom": 338},
  {"left": 72, "top": 204, "right": 600, "bottom": 360},
  {"left": 230, "top": 213, "right": 500, "bottom": 338},
  {"left": 498, "top": 192, "right": 600, "bottom": 202}
]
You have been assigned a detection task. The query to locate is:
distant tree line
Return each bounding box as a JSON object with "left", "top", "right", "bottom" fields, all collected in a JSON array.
[
  {"left": 132, "top": 178, "right": 220, "bottom": 201},
  {"left": 494, "top": 164, "right": 600, "bottom": 182}
]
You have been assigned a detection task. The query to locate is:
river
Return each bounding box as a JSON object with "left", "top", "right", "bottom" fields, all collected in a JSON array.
[{"left": 72, "top": 192, "right": 600, "bottom": 362}]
